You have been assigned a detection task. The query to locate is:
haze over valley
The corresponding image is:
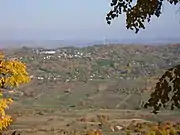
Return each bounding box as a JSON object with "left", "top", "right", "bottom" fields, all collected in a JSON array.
[{"left": 1, "top": 0, "right": 180, "bottom": 135}]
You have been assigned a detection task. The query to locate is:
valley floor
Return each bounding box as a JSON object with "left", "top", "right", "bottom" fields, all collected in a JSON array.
[{"left": 6, "top": 108, "right": 180, "bottom": 135}]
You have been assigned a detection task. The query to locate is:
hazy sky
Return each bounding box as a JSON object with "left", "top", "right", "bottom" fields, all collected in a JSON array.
[{"left": 0, "top": 0, "right": 179, "bottom": 41}]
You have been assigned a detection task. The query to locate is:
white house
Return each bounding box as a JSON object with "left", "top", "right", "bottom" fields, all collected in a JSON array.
[{"left": 41, "top": 50, "right": 56, "bottom": 54}]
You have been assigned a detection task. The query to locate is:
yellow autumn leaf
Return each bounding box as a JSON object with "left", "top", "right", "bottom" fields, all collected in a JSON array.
[{"left": 0, "top": 52, "right": 30, "bottom": 132}]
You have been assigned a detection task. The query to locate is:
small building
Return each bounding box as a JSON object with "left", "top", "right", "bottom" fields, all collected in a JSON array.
[{"left": 41, "top": 50, "right": 56, "bottom": 54}]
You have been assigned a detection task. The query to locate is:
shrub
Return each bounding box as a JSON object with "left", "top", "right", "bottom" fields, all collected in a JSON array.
[{"left": 0, "top": 52, "right": 30, "bottom": 133}]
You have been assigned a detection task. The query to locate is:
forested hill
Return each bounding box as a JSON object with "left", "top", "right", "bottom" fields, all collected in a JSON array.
[{"left": 3, "top": 44, "right": 180, "bottom": 82}]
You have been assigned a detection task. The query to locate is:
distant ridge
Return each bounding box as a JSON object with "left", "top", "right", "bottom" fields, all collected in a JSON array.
[{"left": 0, "top": 37, "right": 180, "bottom": 49}]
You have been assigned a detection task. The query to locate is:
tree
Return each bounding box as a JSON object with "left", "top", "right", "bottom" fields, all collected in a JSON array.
[
  {"left": 106, "top": 0, "right": 180, "bottom": 114},
  {"left": 106, "top": 0, "right": 180, "bottom": 33},
  {"left": 144, "top": 65, "right": 180, "bottom": 114},
  {"left": 0, "top": 52, "right": 30, "bottom": 133}
]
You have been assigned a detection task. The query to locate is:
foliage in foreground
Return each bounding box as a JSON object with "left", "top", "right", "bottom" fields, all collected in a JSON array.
[
  {"left": 0, "top": 52, "right": 30, "bottom": 133},
  {"left": 125, "top": 121, "right": 180, "bottom": 135},
  {"left": 145, "top": 65, "right": 180, "bottom": 114},
  {"left": 105, "top": 0, "right": 180, "bottom": 114},
  {"left": 64, "top": 121, "right": 180, "bottom": 135},
  {"left": 106, "top": 0, "right": 180, "bottom": 33}
]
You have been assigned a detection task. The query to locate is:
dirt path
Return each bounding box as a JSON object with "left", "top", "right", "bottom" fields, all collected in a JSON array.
[{"left": 116, "top": 94, "right": 132, "bottom": 108}]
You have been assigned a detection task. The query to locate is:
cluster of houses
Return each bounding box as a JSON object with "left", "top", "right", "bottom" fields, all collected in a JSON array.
[
  {"left": 32, "top": 48, "right": 90, "bottom": 60},
  {"left": 13, "top": 45, "right": 176, "bottom": 83}
]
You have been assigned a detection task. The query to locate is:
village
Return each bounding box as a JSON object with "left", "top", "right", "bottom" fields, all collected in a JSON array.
[{"left": 5, "top": 44, "right": 178, "bottom": 84}]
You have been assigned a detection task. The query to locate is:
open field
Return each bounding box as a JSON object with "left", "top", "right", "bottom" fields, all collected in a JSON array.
[
  {"left": 7, "top": 108, "right": 180, "bottom": 135},
  {"left": 5, "top": 78, "right": 180, "bottom": 135},
  {"left": 2, "top": 44, "right": 180, "bottom": 134}
]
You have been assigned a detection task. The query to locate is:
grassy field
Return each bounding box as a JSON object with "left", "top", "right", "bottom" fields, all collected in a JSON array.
[
  {"left": 4, "top": 78, "right": 180, "bottom": 135},
  {"left": 8, "top": 108, "right": 180, "bottom": 135},
  {"left": 3, "top": 44, "right": 180, "bottom": 134}
]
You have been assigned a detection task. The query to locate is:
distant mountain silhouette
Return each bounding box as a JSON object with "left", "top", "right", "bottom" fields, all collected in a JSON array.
[{"left": 0, "top": 37, "right": 180, "bottom": 49}]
